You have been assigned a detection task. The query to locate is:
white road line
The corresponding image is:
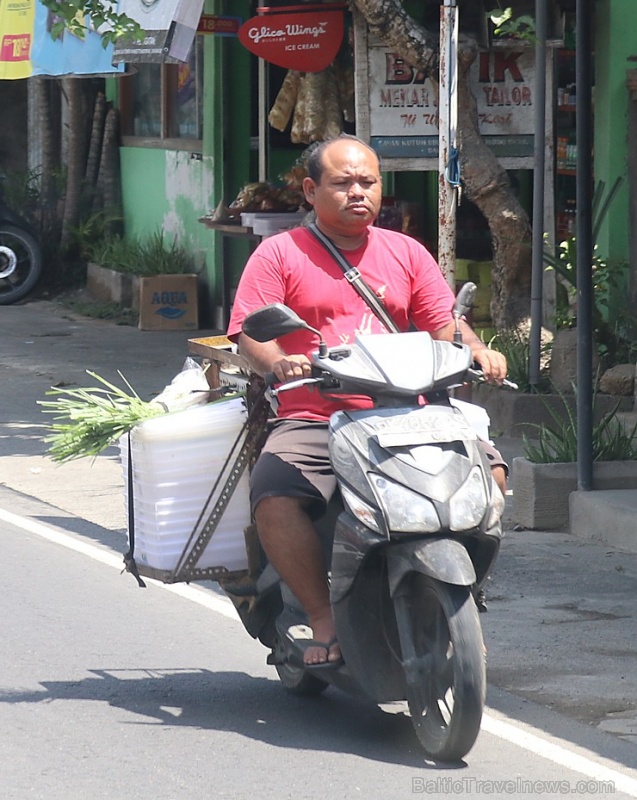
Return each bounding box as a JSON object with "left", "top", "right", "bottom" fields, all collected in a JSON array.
[
  {"left": 4, "top": 505, "right": 637, "bottom": 793},
  {"left": 482, "top": 713, "right": 637, "bottom": 797},
  {"left": 0, "top": 506, "right": 239, "bottom": 620}
]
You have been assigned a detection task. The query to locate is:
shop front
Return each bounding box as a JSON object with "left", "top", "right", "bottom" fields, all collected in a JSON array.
[
  {"left": 110, "top": 0, "right": 601, "bottom": 333},
  {"left": 108, "top": 0, "right": 253, "bottom": 327}
]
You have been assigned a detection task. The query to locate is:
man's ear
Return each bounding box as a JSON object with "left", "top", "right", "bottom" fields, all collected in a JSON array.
[{"left": 302, "top": 176, "right": 316, "bottom": 205}]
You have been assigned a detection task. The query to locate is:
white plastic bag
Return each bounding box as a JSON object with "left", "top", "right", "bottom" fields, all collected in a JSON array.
[{"left": 150, "top": 357, "right": 210, "bottom": 413}]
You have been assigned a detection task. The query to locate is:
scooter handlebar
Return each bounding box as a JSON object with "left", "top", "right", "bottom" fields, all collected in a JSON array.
[
  {"left": 263, "top": 372, "right": 278, "bottom": 388},
  {"left": 467, "top": 365, "right": 517, "bottom": 390}
]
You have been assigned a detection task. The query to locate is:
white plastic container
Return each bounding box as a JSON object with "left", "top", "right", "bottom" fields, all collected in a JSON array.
[
  {"left": 120, "top": 397, "right": 251, "bottom": 575},
  {"left": 240, "top": 211, "right": 305, "bottom": 237}
]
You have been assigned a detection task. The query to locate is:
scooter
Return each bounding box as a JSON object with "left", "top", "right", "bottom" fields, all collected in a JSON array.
[
  {"left": 0, "top": 182, "right": 43, "bottom": 305},
  {"left": 223, "top": 285, "right": 505, "bottom": 761}
]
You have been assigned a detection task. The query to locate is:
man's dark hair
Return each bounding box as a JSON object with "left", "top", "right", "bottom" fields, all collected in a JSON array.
[{"left": 305, "top": 135, "right": 381, "bottom": 183}]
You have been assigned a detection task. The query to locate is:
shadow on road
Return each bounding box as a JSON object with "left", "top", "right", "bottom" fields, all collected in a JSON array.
[{"left": 0, "top": 667, "right": 472, "bottom": 770}]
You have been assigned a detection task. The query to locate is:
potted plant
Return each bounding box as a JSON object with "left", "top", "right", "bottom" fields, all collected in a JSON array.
[
  {"left": 511, "top": 389, "right": 637, "bottom": 530},
  {"left": 86, "top": 231, "right": 200, "bottom": 330}
]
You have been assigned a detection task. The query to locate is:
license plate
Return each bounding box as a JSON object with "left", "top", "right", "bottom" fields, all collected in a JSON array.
[{"left": 373, "top": 410, "right": 476, "bottom": 448}]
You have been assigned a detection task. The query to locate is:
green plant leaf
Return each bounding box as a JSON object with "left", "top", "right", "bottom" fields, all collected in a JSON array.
[
  {"left": 523, "top": 384, "right": 637, "bottom": 463},
  {"left": 488, "top": 7, "right": 513, "bottom": 27}
]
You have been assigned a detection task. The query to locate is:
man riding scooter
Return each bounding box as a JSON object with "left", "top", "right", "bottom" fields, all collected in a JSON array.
[{"left": 227, "top": 135, "right": 508, "bottom": 669}]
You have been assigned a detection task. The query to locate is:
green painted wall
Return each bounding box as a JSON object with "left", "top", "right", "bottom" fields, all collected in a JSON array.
[
  {"left": 594, "top": 0, "right": 632, "bottom": 263},
  {"left": 114, "top": 0, "right": 255, "bottom": 327},
  {"left": 119, "top": 146, "right": 214, "bottom": 264}
]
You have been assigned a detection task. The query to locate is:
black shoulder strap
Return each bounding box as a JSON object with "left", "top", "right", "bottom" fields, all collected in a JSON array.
[{"left": 307, "top": 222, "right": 401, "bottom": 334}]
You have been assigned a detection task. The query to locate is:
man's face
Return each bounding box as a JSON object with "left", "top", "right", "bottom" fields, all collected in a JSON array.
[{"left": 303, "top": 140, "right": 383, "bottom": 238}]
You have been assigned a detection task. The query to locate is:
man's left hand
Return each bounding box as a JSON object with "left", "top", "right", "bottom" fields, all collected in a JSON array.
[{"left": 472, "top": 347, "right": 507, "bottom": 385}]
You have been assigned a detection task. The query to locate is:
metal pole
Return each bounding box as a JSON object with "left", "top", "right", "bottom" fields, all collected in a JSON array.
[
  {"left": 576, "top": 0, "right": 594, "bottom": 490},
  {"left": 529, "top": 0, "right": 547, "bottom": 389},
  {"left": 438, "top": 0, "right": 458, "bottom": 288},
  {"left": 258, "top": 57, "right": 268, "bottom": 182}
]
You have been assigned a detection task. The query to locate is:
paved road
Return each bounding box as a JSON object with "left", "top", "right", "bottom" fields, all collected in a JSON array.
[
  {"left": 3, "top": 493, "right": 637, "bottom": 800},
  {"left": 2, "top": 298, "right": 637, "bottom": 795}
]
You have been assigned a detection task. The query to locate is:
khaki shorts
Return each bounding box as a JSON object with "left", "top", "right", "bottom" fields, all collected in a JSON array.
[{"left": 250, "top": 418, "right": 507, "bottom": 520}]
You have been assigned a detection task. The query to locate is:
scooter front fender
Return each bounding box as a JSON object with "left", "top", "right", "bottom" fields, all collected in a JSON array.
[{"left": 386, "top": 537, "right": 476, "bottom": 597}]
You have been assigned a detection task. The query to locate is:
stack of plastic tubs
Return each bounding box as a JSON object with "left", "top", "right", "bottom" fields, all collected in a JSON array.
[{"left": 120, "top": 397, "right": 251, "bottom": 575}]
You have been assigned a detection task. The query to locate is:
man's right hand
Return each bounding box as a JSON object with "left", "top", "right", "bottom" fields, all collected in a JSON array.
[
  {"left": 238, "top": 333, "right": 312, "bottom": 385},
  {"left": 270, "top": 354, "right": 313, "bottom": 384}
]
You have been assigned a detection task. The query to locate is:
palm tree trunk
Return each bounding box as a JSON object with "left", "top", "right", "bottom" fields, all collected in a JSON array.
[{"left": 61, "top": 77, "right": 83, "bottom": 245}]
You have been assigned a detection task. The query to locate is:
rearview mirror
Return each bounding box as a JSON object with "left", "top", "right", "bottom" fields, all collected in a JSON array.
[
  {"left": 454, "top": 282, "right": 477, "bottom": 319},
  {"left": 242, "top": 303, "right": 311, "bottom": 342}
]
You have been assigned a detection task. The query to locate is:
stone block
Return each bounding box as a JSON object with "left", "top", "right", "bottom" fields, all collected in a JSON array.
[
  {"left": 600, "top": 363, "right": 635, "bottom": 396},
  {"left": 473, "top": 383, "right": 633, "bottom": 438},
  {"left": 86, "top": 263, "right": 140, "bottom": 310},
  {"left": 512, "top": 456, "right": 637, "bottom": 530}
]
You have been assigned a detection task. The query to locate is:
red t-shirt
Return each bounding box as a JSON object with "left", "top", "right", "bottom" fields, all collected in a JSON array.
[{"left": 228, "top": 225, "right": 455, "bottom": 420}]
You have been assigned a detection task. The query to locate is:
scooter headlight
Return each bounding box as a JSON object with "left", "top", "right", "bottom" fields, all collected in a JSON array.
[
  {"left": 487, "top": 476, "right": 506, "bottom": 529},
  {"left": 369, "top": 474, "right": 440, "bottom": 533},
  {"left": 340, "top": 485, "right": 382, "bottom": 534},
  {"left": 449, "top": 466, "right": 488, "bottom": 531}
]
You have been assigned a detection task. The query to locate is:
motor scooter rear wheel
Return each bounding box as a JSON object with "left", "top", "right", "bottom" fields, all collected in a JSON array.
[
  {"left": 398, "top": 575, "right": 485, "bottom": 761},
  {"left": 275, "top": 663, "right": 329, "bottom": 696},
  {"left": 0, "top": 224, "right": 43, "bottom": 305}
]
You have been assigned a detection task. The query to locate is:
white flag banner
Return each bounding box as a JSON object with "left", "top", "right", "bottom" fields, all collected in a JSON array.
[{"left": 113, "top": 0, "right": 205, "bottom": 64}]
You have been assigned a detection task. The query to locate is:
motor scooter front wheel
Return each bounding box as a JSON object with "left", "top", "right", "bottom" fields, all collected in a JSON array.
[
  {"left": 395, "top": 575, "right": 486, "bottom": 761},
  {"left": 0, "top": 224, "right": 43, "bottom": 305}
]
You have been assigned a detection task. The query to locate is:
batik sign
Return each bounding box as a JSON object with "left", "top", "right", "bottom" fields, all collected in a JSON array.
[
  {"left": 366, "top": 41, "right": 536, "bottom": 162},
  {"left": 238, "top": 5, "right": 345, "bottom": 72}
]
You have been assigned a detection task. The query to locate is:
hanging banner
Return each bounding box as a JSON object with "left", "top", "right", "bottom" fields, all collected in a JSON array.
[
  {"left": 31, "top": 7, "right": 125, "bottom": 76},
  {"left": 112, "top": 0, "right": 205, "bottom": 64},
  {"left": 0, "top": 0, "right": 36, "bottom": 79},
  {"left": 238, "top": 6, "right": 345, "bottom": 73},
  {"left": 0, "top": 1, "right": 124, "bottom": 78}
]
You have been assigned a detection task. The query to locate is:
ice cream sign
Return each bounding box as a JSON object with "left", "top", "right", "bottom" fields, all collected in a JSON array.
[{"left": 238, "top": 4, "right": 346, "bottom": 72}]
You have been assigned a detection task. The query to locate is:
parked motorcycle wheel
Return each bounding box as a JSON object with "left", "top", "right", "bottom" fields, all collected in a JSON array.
[
  {"left": 399, "top": 575, "right": 485, "bottom": 761},
  {"left": 275, "top": 662, "right": 329, "bottom": 696},
  {"left": 0, "top": 224, "right": 43, "bottom": 305}
]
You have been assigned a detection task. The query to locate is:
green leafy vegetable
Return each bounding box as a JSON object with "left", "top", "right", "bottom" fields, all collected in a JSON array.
[{"left": 38, "top": 371, "right": 165, "bottom": 463}]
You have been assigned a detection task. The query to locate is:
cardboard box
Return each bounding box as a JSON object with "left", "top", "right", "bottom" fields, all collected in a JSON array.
[{"left": 138, "top": 274, "right": 199, "bottom": 331}]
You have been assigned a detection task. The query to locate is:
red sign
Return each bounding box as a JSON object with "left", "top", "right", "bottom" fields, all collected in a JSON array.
[
  {"left": 197, "top": 16, "right": 242, "bottom": 36},
  {"left": 1, "top": 34, "right": 31, "bottom": 62},
  {"left": 238, "top": 10, "right": 344, "bottom": 72}
]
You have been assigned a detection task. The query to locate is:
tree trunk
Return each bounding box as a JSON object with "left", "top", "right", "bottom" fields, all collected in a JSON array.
[
  {"left": 99, "top": 107, "right": 123, "bottom": 232},
  {"left": 352, "top": 0, "right": 532, "bottom": 329},
  {"left": 456, "top": 49, "right": 532, "bottom": 328},
  {"left": 61, "top": 77, "right": 83, "bottom": 245},
  {"left": 85, "top": 90, "right": 106, "bottom": 211},
  {"left": 34, "top": 76, "right": 58, "bottom": 232}
]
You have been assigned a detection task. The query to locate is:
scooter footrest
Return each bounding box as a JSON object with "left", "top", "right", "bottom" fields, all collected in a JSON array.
[
  {"left": 266, "top": 650, "right": 286, "bottom": 666},
  {"left": 221, "top": 581, "right": 259, "bottom": 597}
]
